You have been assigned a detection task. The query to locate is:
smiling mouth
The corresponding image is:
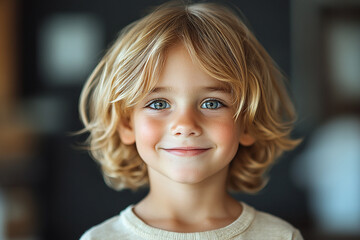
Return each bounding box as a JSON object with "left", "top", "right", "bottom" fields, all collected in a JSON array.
[{"left": 163, "top": 147, "right": 211, "bottom": 157}]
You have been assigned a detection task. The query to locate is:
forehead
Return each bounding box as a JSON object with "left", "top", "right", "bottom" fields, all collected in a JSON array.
[{"left": 153, "top": 43, "right": 231, "bottom": 91}]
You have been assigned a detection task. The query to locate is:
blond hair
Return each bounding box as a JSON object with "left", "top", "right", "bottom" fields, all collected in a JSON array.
[{"left": 79, "top": 1, "right": 301, "bottom": 193}]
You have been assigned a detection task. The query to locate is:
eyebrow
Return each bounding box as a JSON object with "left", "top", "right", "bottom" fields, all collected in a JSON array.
[
  {"left": 149, "top": 85, "right": 231, "bottom": 94},
  {"left": 204, "top": 86, "right": 232, "bottom": 93}
]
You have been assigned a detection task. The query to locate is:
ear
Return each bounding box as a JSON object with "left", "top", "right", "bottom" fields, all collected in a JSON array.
[
  {"left": 239, "top": 133, "right": 255, "bottom": 146},
  {"left": 118, "top": 115, "right": 135, "bottom": 145}
]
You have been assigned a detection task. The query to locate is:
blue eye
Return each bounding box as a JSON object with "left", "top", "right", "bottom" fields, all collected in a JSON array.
[
  {"left": 201, "top": 99, "right": 223, "bottom": 109},
  {"left": 147, "top": 100, "right": 170, "bottom": 110}
]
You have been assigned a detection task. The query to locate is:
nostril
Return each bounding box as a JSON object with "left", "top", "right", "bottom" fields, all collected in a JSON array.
[
  {"left": 172, "top": 126, "right": 200, "bottom": 137},
  {"left": 170, "top": 113, "right": 202, "bottom": 137}
]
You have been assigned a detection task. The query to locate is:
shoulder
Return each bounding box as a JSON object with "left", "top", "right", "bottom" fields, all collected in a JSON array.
[
  {"left": 78, "top": 206, "right": 135, "bottom": 240},
  {"left": 242, "top": 203, "right": 303, "bottom": 240},
  {"left": 79, "top": 215, "right": 120, "bottom": 240}
]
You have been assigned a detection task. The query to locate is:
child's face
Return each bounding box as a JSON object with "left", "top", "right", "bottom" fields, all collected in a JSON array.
[{"left": 120, "top": 43, "right": 253, "bottom": 185}]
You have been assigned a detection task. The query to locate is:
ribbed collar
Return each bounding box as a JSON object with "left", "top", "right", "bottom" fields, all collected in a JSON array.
[{"left": 119, "top": 202, "right": 255, "bottom": 240}]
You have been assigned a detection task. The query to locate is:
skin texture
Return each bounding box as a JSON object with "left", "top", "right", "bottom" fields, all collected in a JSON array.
[{"left": 119, "top": 43, "right": 255, "bottom": 232}]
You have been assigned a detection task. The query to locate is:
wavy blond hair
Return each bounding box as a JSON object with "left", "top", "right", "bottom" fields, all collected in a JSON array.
[{"left": 79, "top": 1, "right": 301, "bottom": 193}]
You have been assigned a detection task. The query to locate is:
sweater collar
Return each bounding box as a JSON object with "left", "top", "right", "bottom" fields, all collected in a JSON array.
[{"left": 119, "top": 202, "right": 255, "bottom": 240}]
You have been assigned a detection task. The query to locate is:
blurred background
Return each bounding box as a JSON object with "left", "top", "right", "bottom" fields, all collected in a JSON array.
[{"left": 0, "top": 0, "right": 359, "bottom": 239}]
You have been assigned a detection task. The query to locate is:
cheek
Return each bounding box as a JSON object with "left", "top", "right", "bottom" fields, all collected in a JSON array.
[
  {"left": 209, "top": 118, "right": 240, "bottom": 153},
  {"left": 134, "top": 115, "right": 164, "bottom": 150},
  {"left": 212, "top": 119, "right": 240, "bottom": 143}
]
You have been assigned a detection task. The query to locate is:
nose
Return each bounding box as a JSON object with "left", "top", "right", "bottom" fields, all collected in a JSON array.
[{"left": 170, "top": 108, "right": 202, "bottom": 137}]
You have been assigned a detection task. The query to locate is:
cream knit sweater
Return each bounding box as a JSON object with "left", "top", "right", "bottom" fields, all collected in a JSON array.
[{"left": 80, "top": 202, "right": 303, "bottom": 240}]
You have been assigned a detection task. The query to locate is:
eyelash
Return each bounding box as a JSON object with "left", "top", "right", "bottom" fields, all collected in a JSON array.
[
  {"left": 201, "top": 98, "right": 225, "bottom": 109},
  {"left": 146, "top": 99, "right": 170, "bottom": 110},
  {"left": 145, "top": 98, "right": 226, "bottom": 110}
]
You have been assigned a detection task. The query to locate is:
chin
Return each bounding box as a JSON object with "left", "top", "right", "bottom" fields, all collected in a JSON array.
[{"left": 167, "top": 168, "right": 210, "bottom": 184}]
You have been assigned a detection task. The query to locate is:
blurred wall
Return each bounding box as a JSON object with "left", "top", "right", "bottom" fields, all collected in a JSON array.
[{"left": 291, "top": 0, "right": 360, "bottom": 239}]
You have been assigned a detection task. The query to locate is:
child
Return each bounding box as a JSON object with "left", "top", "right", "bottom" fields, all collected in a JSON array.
[{"left": 78, "top": 1, "right": 303, "bottom": 239}]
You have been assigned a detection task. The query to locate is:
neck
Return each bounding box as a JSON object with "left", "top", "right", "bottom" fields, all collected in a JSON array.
[{"left": 133, "top": 166, "right": 242, "bottom": 229}]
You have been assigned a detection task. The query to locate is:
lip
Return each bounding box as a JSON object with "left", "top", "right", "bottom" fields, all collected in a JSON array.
[{"left": 163, "top": 147, "right": 211, "bottom": 157}]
